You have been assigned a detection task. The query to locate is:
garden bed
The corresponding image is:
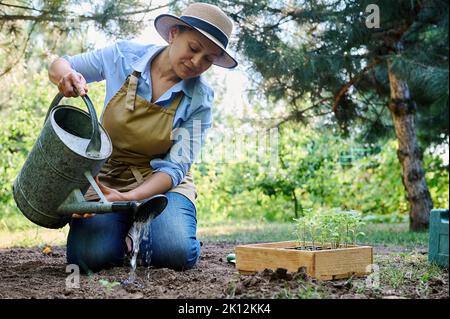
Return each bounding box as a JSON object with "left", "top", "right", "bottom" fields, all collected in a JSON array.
[
  {"left": 235, "top": 241, "right": 373, "bottom": 280},
  {"left": 0, "top": 243, "right": 447, "bottom": 299}
]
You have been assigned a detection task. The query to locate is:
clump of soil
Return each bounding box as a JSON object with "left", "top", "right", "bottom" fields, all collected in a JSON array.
[{"left": 0, "top": 243, "right": 447, "bottom": 299}]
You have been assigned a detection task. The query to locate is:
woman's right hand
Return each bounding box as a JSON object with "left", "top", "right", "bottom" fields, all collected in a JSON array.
[{"left": 58, "top": 70, "right": 89, "bottom": 97}]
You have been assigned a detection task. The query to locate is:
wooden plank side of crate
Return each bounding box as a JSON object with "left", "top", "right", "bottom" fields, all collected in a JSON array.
[
  {"left": 239, "top": 241, "right": 359, "bottom": 249},
  {"left": 235, "top": 245, "right": 315, "bottom": 275},
  {"left": 237, "top": 241, "right": 301, "bottom": 249},
  {"left": 313, "top": 246, "right": 373, "bottom": 280}
]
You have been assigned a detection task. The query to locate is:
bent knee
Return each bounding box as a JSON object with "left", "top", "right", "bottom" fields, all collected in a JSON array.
[{"left": 150, "top": 240, "right": 200, "bottom": 271}]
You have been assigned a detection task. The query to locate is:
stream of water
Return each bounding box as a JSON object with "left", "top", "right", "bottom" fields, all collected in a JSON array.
[{"left": 124, "top": 216, "right": 154, "bottom": 284}]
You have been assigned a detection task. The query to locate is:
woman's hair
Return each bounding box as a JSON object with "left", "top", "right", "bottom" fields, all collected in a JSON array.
[
  {"left": 176, "top": 25, "right": 191, "bottom": 33},
  {"left": 173, "top": 24, "right": 225, "bottom": 57}
]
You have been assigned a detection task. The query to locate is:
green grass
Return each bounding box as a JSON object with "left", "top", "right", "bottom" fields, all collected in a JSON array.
[
  {"left": 0, "top": 207, "right": 37, "bottom": 232},
  {"left": 198, "top": 220, "right": 296, "bottom": 244},
  {"left": 0, "top": 217, "right": 429, "bottom": 248},
  {"left": 375, "top": 252, "right": 448, "bottom": 298},
  {"left": 198, "top": 220, "right": 428, "bottom": 247},
  {"left": 359, "top": 223, "right": 428, "bottom": 246}
]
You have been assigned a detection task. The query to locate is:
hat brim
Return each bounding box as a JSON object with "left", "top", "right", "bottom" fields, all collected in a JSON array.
[{"left": 154, "top": 14, "right": 238, "bottom": 69}]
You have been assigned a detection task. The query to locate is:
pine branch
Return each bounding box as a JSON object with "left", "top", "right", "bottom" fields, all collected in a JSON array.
[
  {"left": 333, "top": 59, "right": 383, "bottom": 113},
  {"left": 0, "top": 21, "right": 36, "bottom": 78},
  {"left": 274, "top": 97, "right": 332, "bottom": 128},
  {"left": 0, "top": 1, "right": 174, "bottom": 22},
  {"left": 0, "top": 1, "right": 51, "bottom": 14}
]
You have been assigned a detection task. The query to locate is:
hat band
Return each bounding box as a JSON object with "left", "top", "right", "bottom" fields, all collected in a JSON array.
[{"left": 180, "top": 16, "right": 228, "bottom": 48}]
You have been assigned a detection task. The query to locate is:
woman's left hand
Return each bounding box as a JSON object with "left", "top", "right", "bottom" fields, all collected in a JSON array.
[{"left": 95, "top": 176, "right": 130, "bottom": 202}]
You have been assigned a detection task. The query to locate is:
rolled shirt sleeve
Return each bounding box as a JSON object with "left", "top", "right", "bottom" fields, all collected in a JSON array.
[
  {"left": 150, "top": 84, "right": 213, "bottom": 187},
  {"left": 61, "top": 47, "right": 111, "bottom": 83}
]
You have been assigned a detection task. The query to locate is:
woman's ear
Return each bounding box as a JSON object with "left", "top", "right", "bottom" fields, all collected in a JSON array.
[{"left": 168, "top": 26, "right": 179, "bottom": 44}]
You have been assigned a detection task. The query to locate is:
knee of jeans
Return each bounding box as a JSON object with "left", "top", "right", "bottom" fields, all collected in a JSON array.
[
  {"left": 67, "top": 243, "right": 125, "bottom": 274},
  {"left": 154, "top": 239, "right": 200, "bottom": 271}
]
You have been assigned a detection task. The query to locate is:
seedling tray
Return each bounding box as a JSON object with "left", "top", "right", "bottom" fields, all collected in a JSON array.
[{"left": 235, "top": 241, "right": 373, "bottom": 280}]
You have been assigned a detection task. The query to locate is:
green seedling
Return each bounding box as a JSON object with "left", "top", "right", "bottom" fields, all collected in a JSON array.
[
  {"left": 294, "top": 209, "right": 366, "bottom": 250},
  {"left": 99, "top": 279, "right": 120, "bottom": 298}
]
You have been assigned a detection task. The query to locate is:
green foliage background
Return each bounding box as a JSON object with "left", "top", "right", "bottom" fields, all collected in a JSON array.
[
  {"left": 0, "top": 0, "right": 448, "bottom": 232},
  {"left": 0, "top": 70, "right": 447, "bottom": 232},
  {"left": 194, "top": 122, "right": 448, "bottom": 225}
]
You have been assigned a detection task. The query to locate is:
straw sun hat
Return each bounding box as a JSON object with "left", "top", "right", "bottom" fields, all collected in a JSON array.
[{"left": 154, "top": 2, "right": 238, "bottom": 69}]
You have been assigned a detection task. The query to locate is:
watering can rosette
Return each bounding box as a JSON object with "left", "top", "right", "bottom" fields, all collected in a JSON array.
[{"left": 13, "top": 93, "right": 168, "bottom": 229}]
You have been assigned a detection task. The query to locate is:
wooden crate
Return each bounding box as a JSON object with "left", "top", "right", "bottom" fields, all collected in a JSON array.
[{"left": 235, "top": 241, "right": 373, "bottom": 280}]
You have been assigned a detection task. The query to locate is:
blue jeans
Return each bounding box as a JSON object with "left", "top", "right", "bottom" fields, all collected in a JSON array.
[{"left": 66, "top": 192, "right": 200, "bottom": 273}]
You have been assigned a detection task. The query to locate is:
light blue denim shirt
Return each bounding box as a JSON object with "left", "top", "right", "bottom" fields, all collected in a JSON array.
[{"left": 62, "top": 40, "right": 214, "bottom": 188}]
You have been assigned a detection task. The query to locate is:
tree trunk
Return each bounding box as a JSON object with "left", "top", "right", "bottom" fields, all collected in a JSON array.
[
  {"left": 292, "top": 189, "right": 298, "bottom": 219},
  {"left": 387, "top": 60, "right": 433, "bottom": 231}
]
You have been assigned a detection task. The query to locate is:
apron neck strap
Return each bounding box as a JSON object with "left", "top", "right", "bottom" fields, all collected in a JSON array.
[
  {"left": 125, "top": 71, "right": 141, "bottom": 111},
  {"left": 132, "top": 71, "right": 141, "bottom": 78}
]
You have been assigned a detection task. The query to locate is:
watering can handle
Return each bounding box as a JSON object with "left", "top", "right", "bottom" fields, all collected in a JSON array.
[{"left": 46, "top": 92, "right": 102, "bottom": 158}]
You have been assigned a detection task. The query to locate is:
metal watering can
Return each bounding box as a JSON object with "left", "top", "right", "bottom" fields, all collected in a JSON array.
[{"left": 13, "top": 93, "right": 168, "bottom": 229}]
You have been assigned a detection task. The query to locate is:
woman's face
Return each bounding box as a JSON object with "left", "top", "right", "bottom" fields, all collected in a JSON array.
[{"left": 168, "top": 27, "right": 223, "bottom": 79}]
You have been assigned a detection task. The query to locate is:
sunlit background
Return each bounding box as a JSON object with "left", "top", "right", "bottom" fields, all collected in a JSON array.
[{"left": 0, "top": 0, "right": 448, "bottom": 248}]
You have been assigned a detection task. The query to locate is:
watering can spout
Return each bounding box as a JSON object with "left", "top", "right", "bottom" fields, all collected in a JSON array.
[
  {"left": 111, "top": 195, "right": 168, "bottom": 222},
  {"left": 56, "top": 189, "right": 168, "bottom": 223}
]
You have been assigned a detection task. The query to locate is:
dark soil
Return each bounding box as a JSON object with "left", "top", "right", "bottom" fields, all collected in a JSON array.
[
  {"left": 287, "top": 246, "right": 330, "bottom": 251},
  {"left": 0, "top": 243, "right": 447, "bottom": 299}
]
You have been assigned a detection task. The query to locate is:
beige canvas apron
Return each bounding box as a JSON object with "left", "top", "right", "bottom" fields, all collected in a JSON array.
[{"left": 84, "top": 71, "right": 197, "bottom": 206}]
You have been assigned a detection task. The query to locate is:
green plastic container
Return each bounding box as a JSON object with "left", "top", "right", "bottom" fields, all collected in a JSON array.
[{"left": 428, "top": 209, "right": 449, "bottom": 268}]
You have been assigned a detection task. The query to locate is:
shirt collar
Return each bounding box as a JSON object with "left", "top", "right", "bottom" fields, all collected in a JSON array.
[
  {"left": 129, "top": 45, "right": 195, "bottom": 99},
  {"left": 129, "top": 45, "right": 164, "bottom": 73}
]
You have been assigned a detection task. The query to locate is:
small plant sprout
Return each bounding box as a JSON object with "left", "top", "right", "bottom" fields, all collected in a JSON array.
[
  {"left": 294, "top": 208, "right": 366, "bottom": 250},
  {"left": 293, "top": 217, "right": 307, "bottom": 248},
  {"left": 99, "top": 279, "right": 120, "bottom": 298}
]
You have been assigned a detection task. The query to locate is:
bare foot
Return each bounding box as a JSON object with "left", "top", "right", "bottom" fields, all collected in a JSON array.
[{"left": 125, "top": 236, "right": 132, "bottom": 254}]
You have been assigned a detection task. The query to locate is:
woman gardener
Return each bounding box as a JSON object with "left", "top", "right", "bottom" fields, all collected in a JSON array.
[{"left": 48, "top": 2, "right": 238, "bottom": 273}]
